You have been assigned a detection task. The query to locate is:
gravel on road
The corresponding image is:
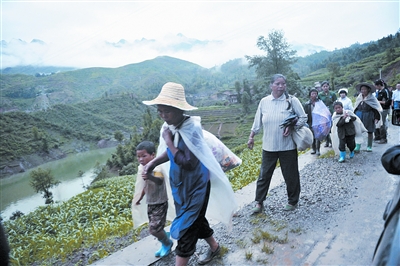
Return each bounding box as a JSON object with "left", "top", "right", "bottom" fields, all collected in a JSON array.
[{"left": 151, "top": 126, "right": 400, "bottom": 266}]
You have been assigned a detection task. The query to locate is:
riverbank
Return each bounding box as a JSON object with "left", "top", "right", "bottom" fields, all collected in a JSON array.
[
  {"left": 1, "top": 146, "right": 118, "bottom": 220},
  {"left": 0, "top": 138, "right": 118, "bottom": 178}
]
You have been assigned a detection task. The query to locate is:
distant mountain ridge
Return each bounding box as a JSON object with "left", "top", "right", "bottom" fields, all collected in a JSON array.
[
  {"left": 1, "top": 65, "right": 77, "bottom": 75},
  {"left": 0, "top": 33, "right": 225, "bottom": 69},
  {"left": 0, "top": 56, "right": 256, "bottom": 112}
]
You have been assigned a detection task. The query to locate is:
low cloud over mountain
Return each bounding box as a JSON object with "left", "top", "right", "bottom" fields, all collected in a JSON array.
[
  {"left": 1, "top": 34, "right": 323, "bottom": 69},
  {"left": 1, "top": 34, "right": 225, "bottom": 69}
]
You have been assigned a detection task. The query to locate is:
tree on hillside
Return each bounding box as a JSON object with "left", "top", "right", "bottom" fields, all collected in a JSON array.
[
  {"left": 241, "top": 91, "right": 251, "bottom": 114},
  {"left": 245, "top": 29, "right": 297, "bottom": 80},
  {"left": 29, "top": 168, "right": 60, "bottom": 204},
  {"left": 327, "top": 62, "right": 341, "bottom": 91},
  {"left": 141, "top": 108, "right": 163, "bottom": 144},
  {"left": 42, "top": 138, "right": 49, "bottom": 153},
  {"left": 245, "top": 29, "right": 303, "bottom": 97},
  {"left": 32, "top": 126, "right": 40, "bottom": 140},
  {"left": 104, "top": 108, "right": 164, "bottom": 177},
  {"left": 385, "top": 47, "right": 396, "bottom": 62},
  {"left": 114, "top": 131, "right": 124, "bottom": 143},
  {"left": 234, "top": 81, "right": 242, "bottom": 103},
  {"left": 243, "top": 79, "right": 251, "bottom": 102},
  {"left": 250, "top": 83, "right": 264, "bottom": 104}
]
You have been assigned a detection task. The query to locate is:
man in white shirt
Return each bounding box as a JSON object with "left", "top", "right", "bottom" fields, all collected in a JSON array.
[{"left": 392, "top": 83, "right": 400, "bottom": 109}]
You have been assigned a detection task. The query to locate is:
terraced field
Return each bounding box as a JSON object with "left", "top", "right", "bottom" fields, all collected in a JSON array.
[{"left": 189, "top": 105, "right": 257, "bottom": 148}]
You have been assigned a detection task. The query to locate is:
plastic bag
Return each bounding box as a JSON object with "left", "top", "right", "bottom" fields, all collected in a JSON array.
[
  {"left": 202, "top": 130, "right": 242, "bottom": 172},
  {"left": 312, "top": 101, "right": 332, "bottom": 141},
  {"left": 292, "top": 125, "right": 314, "bottom": 151}
]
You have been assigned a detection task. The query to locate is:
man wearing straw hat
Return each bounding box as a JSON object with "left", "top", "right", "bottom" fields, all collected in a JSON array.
[{"left": 142, "top": 82, "right": 238, "bottom": 265}]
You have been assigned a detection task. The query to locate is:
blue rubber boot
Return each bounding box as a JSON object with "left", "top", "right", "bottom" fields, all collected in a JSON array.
[
  {"left": 155, "top": 232, "right": 164, "bottom": 257},
  {"left": 159, "top": 232, "right": 173, "bottom": 257},
  {"left": 338, "top": 151, "right": 346, "bottom": 163},
  {"left": 354, "top": 144, "right": 361, "bottom": 153},
  {"left": 349, "top": 150, "right": 355, "bottom": 159},
  {"left": 155, "top": 232, "right": 172, "bottom": 257},
  {"left": 155, "top": 245, "right": 162, "bottom": 257},
  {"left": 367, "top": 135, "right": 373, "bottom": 152}
]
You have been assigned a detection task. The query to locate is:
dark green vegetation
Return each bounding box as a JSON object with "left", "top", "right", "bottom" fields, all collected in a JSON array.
[
  {"left": 29, "top": 168, "right": 61, "bottom": 204},
  {"left": 4, "top": 175, "right": 137, "bottom": 265}
]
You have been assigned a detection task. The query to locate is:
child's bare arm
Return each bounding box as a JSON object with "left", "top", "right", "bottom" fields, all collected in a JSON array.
[
  {"left": 135, "top": 189, "right": 145, "bottom": 205},
  {"left": 144, "top": 151, "right": 168, "bottom": 174}
]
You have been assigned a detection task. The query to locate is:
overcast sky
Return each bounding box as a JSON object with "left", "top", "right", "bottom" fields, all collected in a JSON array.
[{"left": 1, "top": 0, "right": 399, "bottom": 69}]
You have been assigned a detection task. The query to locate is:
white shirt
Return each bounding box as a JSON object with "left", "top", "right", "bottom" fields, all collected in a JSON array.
[
  {"left": 251, "top": 93, "right": 307, "bottom": 152},
  {"left": 392, "top": 89, "right": 400, "bottom": 102}
]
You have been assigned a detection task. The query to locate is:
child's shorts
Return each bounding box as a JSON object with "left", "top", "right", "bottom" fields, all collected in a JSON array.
[{"left": 147, "top": 201, "right": 168, "bottom": 234}]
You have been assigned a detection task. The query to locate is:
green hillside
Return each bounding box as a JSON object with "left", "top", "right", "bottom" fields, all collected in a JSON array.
[
  {"left": 0, "top": 95, "right": 148, "bottom": 177},
  {"left": 0, "top": 56, "right": 256, "bottom": 112}
]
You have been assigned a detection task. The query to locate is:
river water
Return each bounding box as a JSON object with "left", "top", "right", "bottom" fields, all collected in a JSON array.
[{"left": 0, "top": 147, "right": 116, "bottom": 220}]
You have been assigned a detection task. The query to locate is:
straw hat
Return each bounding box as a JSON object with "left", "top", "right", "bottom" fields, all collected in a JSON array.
[
  {"left": 356, "top": 82, "right": 376, "bottom": 93},
  {"left": 338, "top": 88, "right": 348, "bottom": 95},
  {"left": 142, "top": 82, "right": 198, "bottom": 111}
]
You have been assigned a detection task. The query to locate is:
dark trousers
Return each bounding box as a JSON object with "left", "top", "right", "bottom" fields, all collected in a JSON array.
[
  {"left": 255, "top": 149, "right": 301, "bottom": 206},
  {"left": 175, "top": 181, "right": 214, "bottom": 258},
  {"left": 338, "top": 135, "right": 356, "bottom": 152},
  {"left": 325, "top": 134, "right": 331, "bottom": 146},
  {"left": 312, "top": 138, "right": 321, "bottom": 152},
  {"left": 375, "top": 109, "right": 389, "bottom": 140}
]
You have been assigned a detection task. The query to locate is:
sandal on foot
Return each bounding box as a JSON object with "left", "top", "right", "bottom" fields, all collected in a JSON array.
[
  {"left": 251, "top": 203, "right": 264, "bottom": 214},
  {"left": 198, "top": 245, "right": 221, "bottom": 265},
  {"left": 283, "top": 204, "right": 297, "bottom": 211}
]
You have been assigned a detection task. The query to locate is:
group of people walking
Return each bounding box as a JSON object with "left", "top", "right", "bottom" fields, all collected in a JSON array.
[
  {"left": 248, "top": 75, "right": 398, "bottom": 218},
  {"left": 131, "top": 77, "right": 398, "bottom": 265},
  {"left": 305, "top": 79, "right": 397, "bottom": 159}
]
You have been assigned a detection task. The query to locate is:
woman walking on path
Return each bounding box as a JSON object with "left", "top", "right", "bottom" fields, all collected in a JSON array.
[
  {"left": 318, "top": 81, "right": 337, "bottom": 147},
  {"left": 142, "top": 82, "right": 237, "bottom": 266},
  {"left": 354, "top": 82, "right": 382, "bottom": 152},
  {"left": 303, "top": 88, "right": 322, "bottom": 155},
  {"left": 247, "top": 74, "right": 307, "bottom": 213}
]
